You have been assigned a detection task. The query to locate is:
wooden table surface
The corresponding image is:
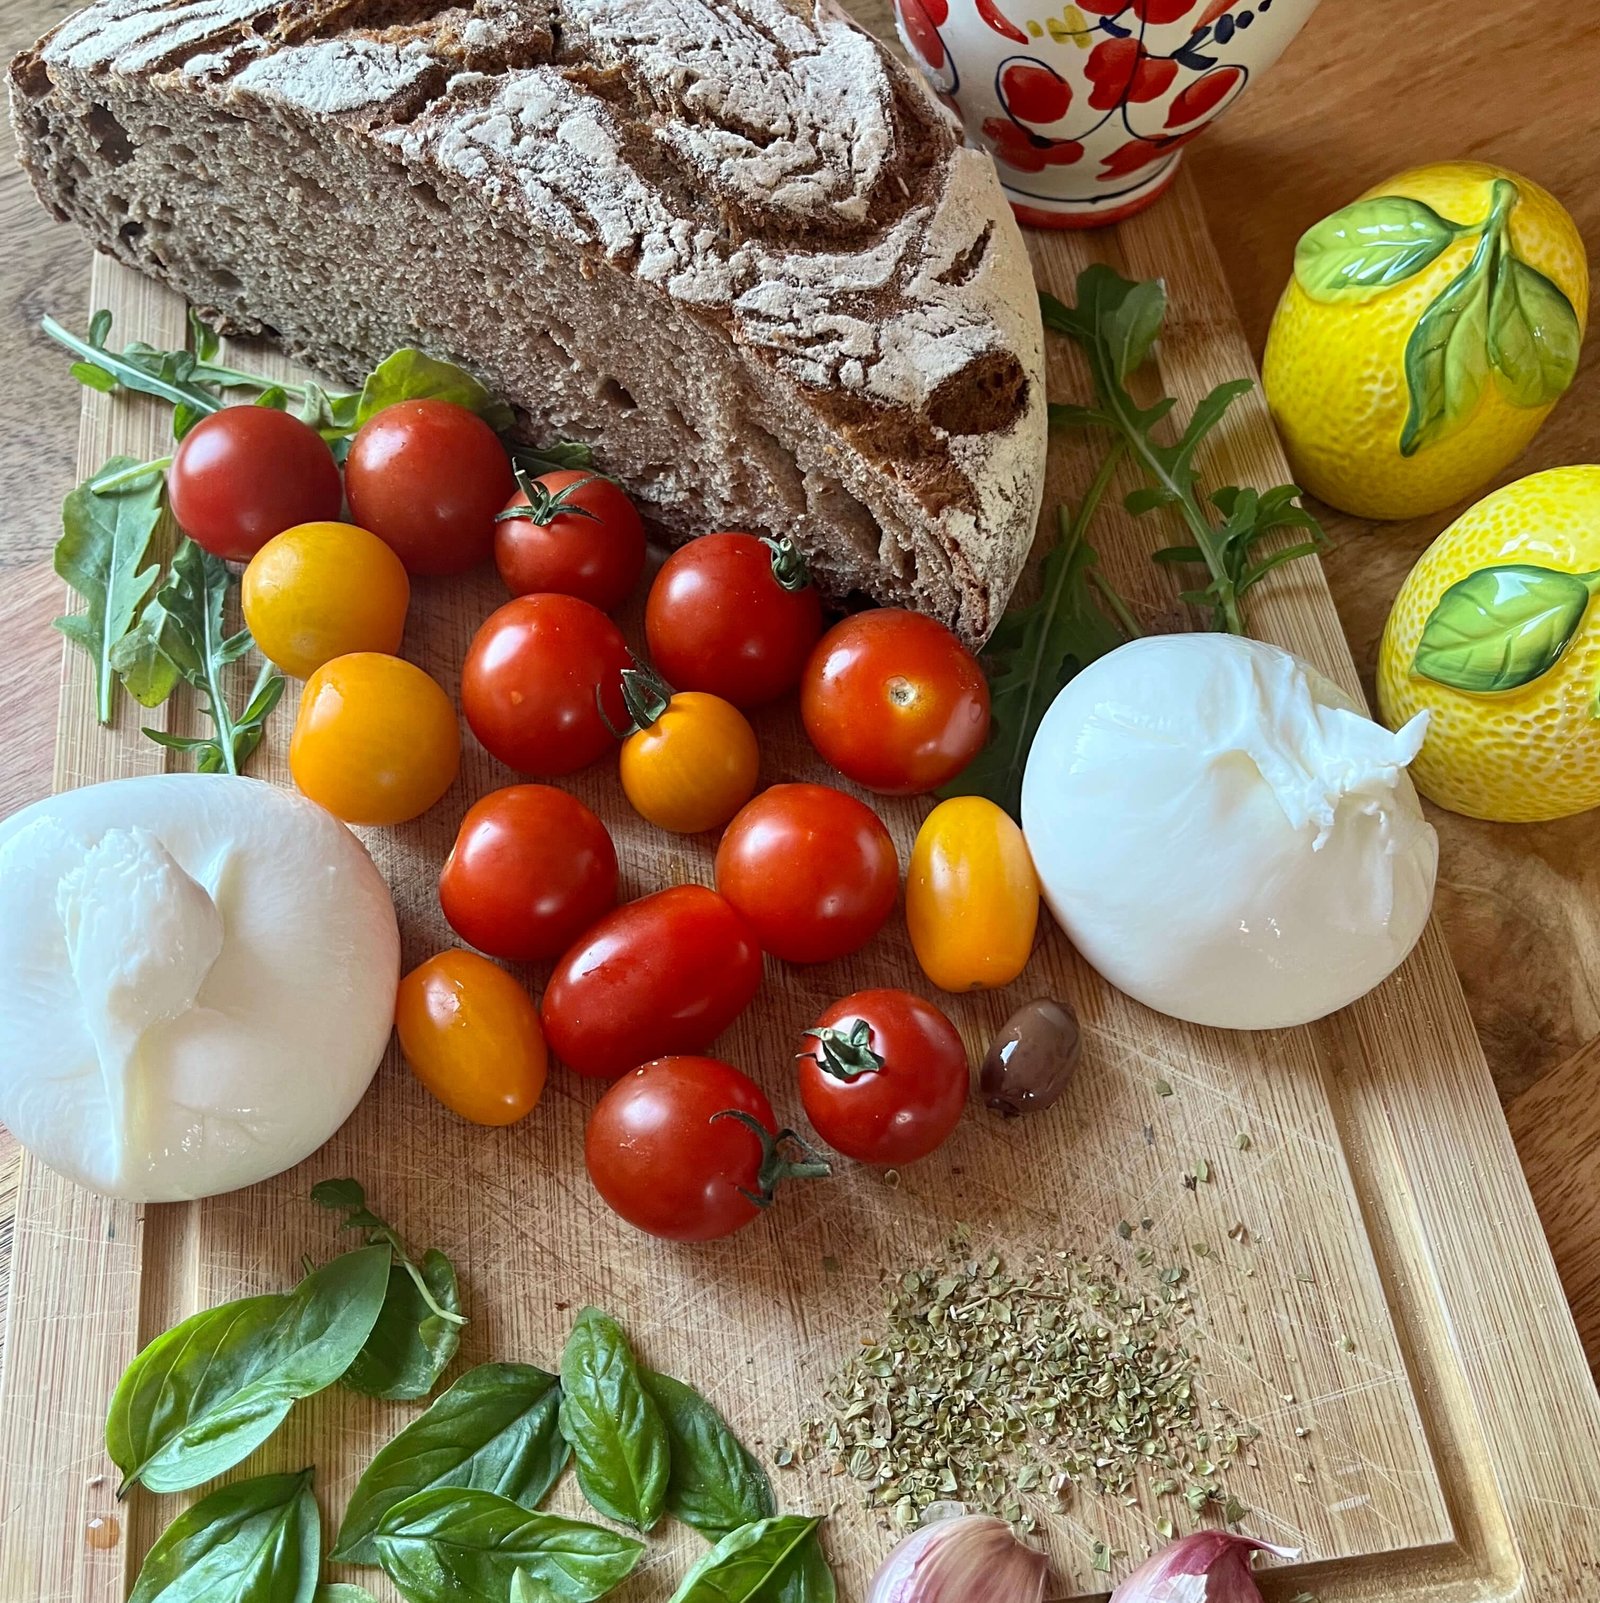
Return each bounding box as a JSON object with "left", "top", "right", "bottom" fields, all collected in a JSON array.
[{"left": 0, "top": 0, "right": 1597, "bottom": 1372}]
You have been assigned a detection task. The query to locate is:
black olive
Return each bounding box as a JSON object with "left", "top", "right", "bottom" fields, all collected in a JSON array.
[{"left": 981, "top": 998, "right": 1080, "bottom": 1117}]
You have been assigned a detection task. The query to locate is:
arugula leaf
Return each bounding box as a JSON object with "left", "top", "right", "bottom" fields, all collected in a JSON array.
[
  {"left": 44, "top": 314, "right": 227, "bottom": 423},
  {"left": 1042, "top": 266, "right": 1327, "bottom": 635},
  {"left": 941, "top": 472, "right": 1132, "bottom": 820},
  {"left": 358, "top": 349, "right": 516, "bottom": 431},
  {"left": 641, "top": 1369, "right": 774, "bottom": 1536},
  {"left": 510, "top": 441, "right": 597, "bottom": 476},
  {"left": 335, "top": 1362, "right": 568, "bottom": 1564},
  {"left": 128, "top": 538, "right": 284, "bottom": 774},
  {"left": 129, "top": 1470, "right": 319, "bottom": 1603},
  {"left": 311, "top": 1178, "right": 467, "bottom": 1403},
  {"left": 53, "top": 461, "right": 166, "bottom": 724},
  {"left": 106, "top": 1244, "right": 390, "bottom": 1494},
  {"left": 666, "top": 1516, "right": 823, "bottom": 1603},
  {"left": 558, "top": 1307, "right": 669, "bottom": 1532},
  {"left": 372, "top": 1488, "right": 643, "bottom": 1603}
]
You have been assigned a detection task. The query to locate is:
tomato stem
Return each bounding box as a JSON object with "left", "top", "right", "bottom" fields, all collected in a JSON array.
[
  {"left": 497, "top": 464, "right": 603, "bottom": 526},
  {"left": 799, "top": 1019, "right": 885, "bottom": 1082},
  {"left": 711, "top": 1109, "right": 832, "bottom": 1206},
  {"left": 761, "top": 534, "right": 814, "bottom": 593}
]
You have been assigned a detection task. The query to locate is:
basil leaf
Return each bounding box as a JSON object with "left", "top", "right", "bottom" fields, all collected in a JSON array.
[
  {"left": 641, "top": 1369, "right": 774, "bottom": 1535},
  {"left": 667, "top": 1516, "right": 822, "bottom": 1603},
  {"left": 1294, "top": 195, "right": 1459, "bottom": 302},
  {"left": 357, "top": 348, "right": 515, "bottom": 431},
  {"left": 315, "top": 1588, "right": 381, "bottom": 1603},
  {"left": 558, "top": 1307, "right": 668, "bottom": 1531},
  {"left": 1487, "top": 254, "right": 1582, "bottom": 409},
  {"left": 107, "top": 1244, "right": 390, "bottom": 1494},
  {"left": 511, "top": 1571, "right": 562, "bottom": 1603},
  {"left": 53, "top": 460, "right": 165, "bottom": 724},
  {"left": 336, "top": 1362, "right": 568, "bottom": 1564},
  {"left": 1400, "top": 238, "right": 1495, "bottom": 455},
  {"left": 311, "top": 1178, "right": 467, "bottom": 1404},
  {"left": 769, "top": 1534, "right": 835, "bottom": 1603},
  {"left": 128, "top": 1469, "right": 319, "bottom": 1603},
  {"left": 342, "top": 1247, "right": 462, "bottom": 1402},
  {"left": 1412, "top": 562, "right": 1599, "bottom": 692},
  {"left": 373, "top": 1488, "right": 643, "bottom": 1603}
]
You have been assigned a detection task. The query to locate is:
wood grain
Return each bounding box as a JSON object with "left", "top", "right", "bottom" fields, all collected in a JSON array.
[
  {"left": 3, "top": 0, "right": 1600, "bottom": 1370},
  {"left": 7, "top": 127, "right": 1600, "bottom": 1603}
]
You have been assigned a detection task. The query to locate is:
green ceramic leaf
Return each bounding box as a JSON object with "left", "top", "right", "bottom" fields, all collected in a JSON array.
[
  {"left": 1412, "top": 563, "right": 1600, "bottom": 692},
  {"left": 1400, "top": 242, "right": 1496, "bottom": 455},
  {"left": 1487, "top": 254, "right": 1582, "bottom": 408},
  {"left": 1294, "top": 195, "right": 1459, "bottom": 302}
]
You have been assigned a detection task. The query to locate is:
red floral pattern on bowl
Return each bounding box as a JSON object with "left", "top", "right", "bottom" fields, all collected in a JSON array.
[{"left": 893, "top": 0, "right": 1322, "bottom": 227}]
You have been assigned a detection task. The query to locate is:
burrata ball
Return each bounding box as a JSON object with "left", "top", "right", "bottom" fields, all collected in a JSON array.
[{"left": 1020, "top": 635, "right": 1438, "bottom": 1030}]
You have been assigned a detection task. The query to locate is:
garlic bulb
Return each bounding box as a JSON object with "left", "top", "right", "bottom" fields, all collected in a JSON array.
[
  {"left": 866, "top": 1514, "right": 1048, "bottom": 1603},
  {"left": 1109, "top": 1531, "right": 1300, "bottom": 1602}
]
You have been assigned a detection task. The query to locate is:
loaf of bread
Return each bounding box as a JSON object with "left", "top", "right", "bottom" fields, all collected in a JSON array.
[{"left": 11, "top": 0, "right": 1046, "bottom": 644}]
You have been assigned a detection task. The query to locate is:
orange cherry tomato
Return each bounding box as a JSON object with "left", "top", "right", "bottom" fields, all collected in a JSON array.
[
  {"left": 906, "top": 796, "right": 1040, "bottom": 991},
  {"left": 242, "top": 521, "right": 410, "bottom": 679},
  {"left": 289, "top": 652, "right": 460, "bottom": 825},
  {"left": 800, "top": 609, "right": 990, "bottom": 795},
  {"left": 396, "top": 950, "right": 547, "bottom": 1126},
  {"left": 616, "top": 666, "right": 759, "bottom": 834}
]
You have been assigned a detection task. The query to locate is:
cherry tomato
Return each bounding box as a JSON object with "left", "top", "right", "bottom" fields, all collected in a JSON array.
[
  {"left": 714, "top": 783, "right": 898, "bottom": 964},
  {"left": 801, "top": 609, "right": 990, "bottom": 794},
  {"left": 616, "top": 666, "right": 759, "bottom": 834},
  {"left": 167, "top": 405, "right": 342, "bottom": 561},
  {"left": 344, "top": 399, "right": 515, "bottom": 576},
  {"left": 396, "top": 950, "right": 547, "bottom": 1126},
  {"left": 798, "top": 988, "right": 968, "bottom": 1165},
  {"left": 541, "top": 885, "right": 762, "bottom": 1078},
  {"left": 461, "top": 594, "right": 631, "bottom": 776},
  {"left": 494, "top": 470, "right": 646, "bottom": 612},
  {"left": 440, "top": 785, "right": 618, "bottom": 962},
  {"left": 645, "top": 532, "right": 824, "bottom": 708},
  {"left": 289, "top": 652, "right": 460, "bottom": 825},
  {"left": 242, "top": 521, "right": 409, "bottom": 678},
  {"left": 907, "top": 796, "right": 1040, "bottom": 991},
  {"left": 586, "top": 1056, "right": 827, "bottom": 1241}
]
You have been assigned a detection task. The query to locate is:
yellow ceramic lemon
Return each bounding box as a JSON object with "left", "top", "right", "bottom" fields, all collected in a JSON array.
[
  {"left": 1377, "top": 466, "right": 1600, "bottom": 821},
  {"left": 1264, "top": 162, "right": 1587, "bottom": 520}
]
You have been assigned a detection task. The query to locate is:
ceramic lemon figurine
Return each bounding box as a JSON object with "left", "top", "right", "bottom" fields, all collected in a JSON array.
[
  {"left": 1265, "top": 162, "right": 1587, "bottom": 520},
  {"left": 1378, "top": 466, "right": 1600, "bottom": 821}
]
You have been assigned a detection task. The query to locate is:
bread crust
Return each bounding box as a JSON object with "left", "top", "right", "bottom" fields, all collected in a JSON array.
[{"left": 11, "top": 0, "right": 1046, "bottom": 643}]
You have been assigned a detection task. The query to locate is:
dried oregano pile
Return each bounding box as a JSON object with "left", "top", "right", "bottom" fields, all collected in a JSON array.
[{"left": 794, "top": 1227, "right": 1255, "bottom": 1535}]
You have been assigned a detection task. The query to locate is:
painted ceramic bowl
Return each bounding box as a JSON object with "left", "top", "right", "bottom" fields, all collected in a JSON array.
[{"left": 893, "top": 0, "right": 1322, "bottom": 227}]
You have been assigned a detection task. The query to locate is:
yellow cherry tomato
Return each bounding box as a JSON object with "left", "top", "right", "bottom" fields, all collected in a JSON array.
[
  {"left": 290, "top": 652, "right": 460, "bottom": 825},
  {"left": 906, "top": 796, "right": 1040, "bottom": 991},
  {"left": 396, "top": 949, "right": 547, "bottom": 1126},
  {"left": 619, "top": 681, "right": 759, "bottom": 834},
  {"left": 242, "top": 521, "right": 410, "bottom": 679}
]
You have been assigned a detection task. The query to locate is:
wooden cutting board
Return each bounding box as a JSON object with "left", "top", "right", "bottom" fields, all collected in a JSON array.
[{"left": 5, "top": 67, "right": 1600, "bottom": 1603}]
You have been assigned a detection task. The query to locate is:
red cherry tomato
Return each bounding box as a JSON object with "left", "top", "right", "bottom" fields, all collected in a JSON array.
[
  {"left": 167, "top": 406, "right": 342, "bottom": 561},
  {"left": 586, "top": 1056, "right": 827, "bottom": 1241},
  {"left": 461, "top": 594, "right": 631, "bottom": 776},
  {"left": 541, "top": 885, "right": 763, "bottom": 1078},
  {"left": 800, "top": 609, "right": 990, "bottom": 795},
  {"left": 797, "top": 988, "right": 969, "bottom": 1165},
  {"left": 344, "top": 399, "right": 515, "bottom": 576},
  {"left": 645, "top": 532, "right": 824, "bottom": 708},
  {"left": 714, "top": 783, "right": 898, "bottom": 964},
  {"left": 494, "top": 470, "right": 646, "bottom": 613},
  {"left": 439, "top": 785, "right": 618, "bottom": 962}
]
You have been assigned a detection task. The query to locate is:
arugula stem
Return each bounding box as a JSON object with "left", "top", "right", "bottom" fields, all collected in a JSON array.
[
  {"left": 1092, "top": 373, "right": 1245, "bottom": 634},
  {"left": 42, "top": 316, "right": 225, "bottom": 417},
  {"left": 88, "top": 455, "right": 172, "bottom": 493},
  {"left": 1088, "top": 564, "right": 1144, "bottom": 641}
]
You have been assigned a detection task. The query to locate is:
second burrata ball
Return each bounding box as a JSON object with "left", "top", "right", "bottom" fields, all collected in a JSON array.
[{"left": 1021, "top": 635, "right": 1438, "bottom": 1031}]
